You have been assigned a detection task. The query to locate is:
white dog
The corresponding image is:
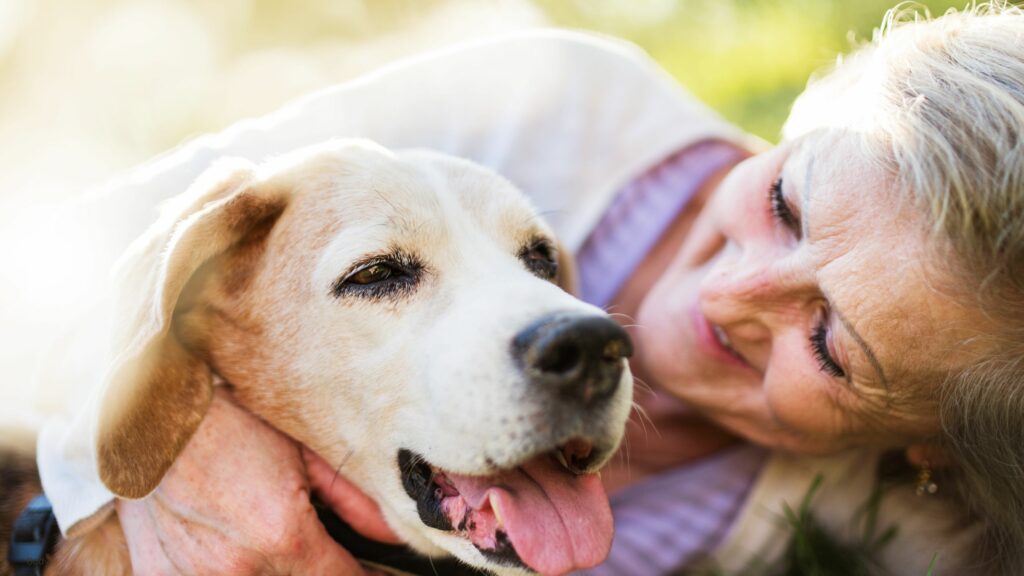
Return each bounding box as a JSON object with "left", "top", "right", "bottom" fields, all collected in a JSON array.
[{"left": 23, "top": 139, "right": 634, "bottom": 576}]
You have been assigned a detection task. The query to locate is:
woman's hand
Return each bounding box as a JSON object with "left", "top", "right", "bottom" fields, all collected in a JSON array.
[{"left": 116, "top": 387, "right": 398, "bottom": 575}]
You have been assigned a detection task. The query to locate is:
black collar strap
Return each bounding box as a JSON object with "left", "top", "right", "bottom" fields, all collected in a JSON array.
[{"left": 9, "top": 495, "right": 58, "bottom": 576}]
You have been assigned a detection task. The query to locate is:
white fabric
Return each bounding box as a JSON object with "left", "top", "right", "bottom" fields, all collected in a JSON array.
[
  {"left": 708, "top": 449, "right": 981, "bottom": 575},
  {"left": 36, "top": 29, "right": 744, "bottom": 537}
]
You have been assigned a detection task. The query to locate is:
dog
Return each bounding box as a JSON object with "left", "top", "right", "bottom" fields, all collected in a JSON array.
[{"left": 2, "top": 139, "right": 634, "bottom": 576}]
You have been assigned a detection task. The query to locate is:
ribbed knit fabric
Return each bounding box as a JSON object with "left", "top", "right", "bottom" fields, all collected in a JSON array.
[
  {"left": 580, "top": 445, "right": 767, "bottom": 575},
  {"left": 576, "top": 140, "right": 744, "bottom": 309}
]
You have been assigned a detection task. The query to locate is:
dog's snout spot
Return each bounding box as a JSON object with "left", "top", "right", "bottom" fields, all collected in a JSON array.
[
  {"left": 603, "top": 339, "right": 628, "bottom": 362},
  {"left": 398, "top": 449, "right": 452, "bottom": 531},
  {"left": 512, "top": 312, "right": 633, "bottom": 405}
]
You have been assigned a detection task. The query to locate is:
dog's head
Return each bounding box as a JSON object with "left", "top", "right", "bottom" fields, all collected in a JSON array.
[{"left": 94, "top": 140, "right": 633, "bottom": 575}]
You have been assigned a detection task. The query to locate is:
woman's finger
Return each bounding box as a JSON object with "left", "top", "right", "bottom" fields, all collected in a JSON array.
[{"left": 291, "top": 501, "right": 370, "bottom": 576}]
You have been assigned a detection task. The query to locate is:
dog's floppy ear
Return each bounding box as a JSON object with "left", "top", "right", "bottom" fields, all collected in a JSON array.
[
  {"left": 95, "top": 159, "right": 289, "bottom": 499},
  {"left": 555, "top": 240, "right": 578, "bottom": 296}
]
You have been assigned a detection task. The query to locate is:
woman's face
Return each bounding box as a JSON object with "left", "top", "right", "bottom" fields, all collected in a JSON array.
[{"left": 636, "top": 130, "right": 976, "bottom": 454}]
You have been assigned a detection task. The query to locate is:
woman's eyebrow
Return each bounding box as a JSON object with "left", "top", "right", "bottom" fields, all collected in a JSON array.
[
  {"left": 818, "top": 274, "right": 891, "bottom": 389},
  {"left": 799, "top": 156, "right": 813, "bottom": 240}
]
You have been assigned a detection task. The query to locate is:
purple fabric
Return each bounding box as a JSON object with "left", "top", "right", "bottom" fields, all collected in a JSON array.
[
  {"left": 576, "top": 140, "right": 743, "bottom": 309},
  {"left": 572, "top": 140, "right": 766, "bottom": 574},
  {"left": 578, "top": 445, "right": 767, "bottom": 575}
]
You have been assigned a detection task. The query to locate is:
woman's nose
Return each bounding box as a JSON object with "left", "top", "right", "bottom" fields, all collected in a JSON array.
[{"left": 698, "top": 238, "right": 816, "bottom": 326}]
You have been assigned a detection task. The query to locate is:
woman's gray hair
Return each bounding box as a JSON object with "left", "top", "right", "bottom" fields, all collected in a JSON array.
[{"left": 785, "top": 2, "right": 1024, "bottom": 572}]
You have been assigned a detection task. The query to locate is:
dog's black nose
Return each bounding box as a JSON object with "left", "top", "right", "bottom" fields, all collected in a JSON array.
[{"left": 512, "top": 312, "right": 633, "bottom": 404}]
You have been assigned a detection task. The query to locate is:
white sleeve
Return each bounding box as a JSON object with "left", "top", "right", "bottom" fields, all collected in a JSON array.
[{"left": 36, "top": 29, "right": 745, "bottom": 536}]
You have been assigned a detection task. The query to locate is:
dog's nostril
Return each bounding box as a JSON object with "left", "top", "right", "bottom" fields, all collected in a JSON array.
[
  {"left": 513, "top": 312, "right": 633, "bottom": 405},
  {"left": 536, "top": 340, "right": 582, "bottom": 375}
]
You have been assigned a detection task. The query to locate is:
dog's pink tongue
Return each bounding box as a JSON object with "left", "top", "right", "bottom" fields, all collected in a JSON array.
[{"left": 447, "top": 455, "right": 612, "bottom": 576}]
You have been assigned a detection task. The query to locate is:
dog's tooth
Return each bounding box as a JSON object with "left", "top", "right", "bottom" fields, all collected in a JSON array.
[
  {"left": 489, "top": 493, "right": 504, "bottom": 528},
  {"left": 712, "top": 324, "right": 733, "bottom": 349},
  {"left": 554, "top": 448, "right": 570, "bottom": 471}
]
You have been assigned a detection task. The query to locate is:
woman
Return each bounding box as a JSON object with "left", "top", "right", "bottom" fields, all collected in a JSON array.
[{"left": 34, "top": 3, "right": 1023, "bottom": 575}]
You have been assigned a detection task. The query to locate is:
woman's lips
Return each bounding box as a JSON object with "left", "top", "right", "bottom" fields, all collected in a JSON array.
[{"left": 691, "top": 305, "right": 751, "bottom": 369}]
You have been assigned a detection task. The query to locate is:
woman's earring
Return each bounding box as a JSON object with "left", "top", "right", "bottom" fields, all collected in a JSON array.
[{"left": 916, "top": 460, "right": 939, "bottom": 496}]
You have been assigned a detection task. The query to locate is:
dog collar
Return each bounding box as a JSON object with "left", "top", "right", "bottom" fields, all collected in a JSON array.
[{"left": 9, "top": 495, "right": 58, "bottom": 576}]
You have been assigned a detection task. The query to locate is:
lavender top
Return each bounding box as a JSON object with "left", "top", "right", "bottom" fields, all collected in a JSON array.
[{"left": 574, "top": 140, "right": 769, "bottom": 574}]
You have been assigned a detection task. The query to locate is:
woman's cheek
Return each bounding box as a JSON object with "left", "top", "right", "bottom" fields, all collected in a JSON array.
[
  {"left": 634, "top": 266, "right": 702, "bottom": 376},
  {"left": 762, "top": 362, "right": 849, "bottom": 453},
  {"left": 634, "top": 310, "right": 691, "bottom": 391}
]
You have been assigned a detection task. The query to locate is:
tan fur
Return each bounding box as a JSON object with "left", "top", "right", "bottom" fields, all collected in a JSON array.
[
  {"left": 555, "top": 241, "right": 578, "bottom": 295},
  {"left": 46, "top": 517, "right": 130, "bottom": 576},
  {"left": 96, "top": 167, "right": 287, "bottom": 498}
]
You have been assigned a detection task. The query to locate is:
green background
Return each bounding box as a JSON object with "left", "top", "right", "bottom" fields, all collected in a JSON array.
[{"left": 536, "top": 0, "right": 969, "bottom": 140}]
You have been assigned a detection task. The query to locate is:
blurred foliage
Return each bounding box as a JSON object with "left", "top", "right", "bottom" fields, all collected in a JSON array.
[{"left": 533, "top": 0, "right": 971, "bottom": 141}]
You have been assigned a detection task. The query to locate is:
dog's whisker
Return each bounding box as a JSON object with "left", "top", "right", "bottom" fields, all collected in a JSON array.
[
  {"left": 409, "top": 452, "right": 429, "bottom": 470},
  {"left": 372, "top": 188, "right": 403, "bottom": 218},
  {"left": 605, "top": 312, "right": 647, "bottom": 332},
  {"left": 329, "top": 448, "right": 356, "bottom": 493},
  {"left": 405, "top": 217, "right": 431, "bottom": 237},
  {"left": 535, "top": 208, "right": 566, "bottom": 219},
  {"left": 618, "top": 432, "right": 632, "bottom": 478},
  {"left": 518, "top": 212, "right": 543, "bottom": 228},
  {"left": 631, "top": 401, "right": 661, "bottom": 440},
  {"left": 372, "top": 188, "right": 424, "bottom": 235},
  {"left": 633, "top": 401, "right": 657, "bottom": 433},
  {"left": 631, "top": 375, "right": 655, "bottom": 396},
  {"left": 518, "top": 208, "right": 566, "bottom": 229},
  {"left": 626, "top": 404, "right": 648, "bottom": 441}
]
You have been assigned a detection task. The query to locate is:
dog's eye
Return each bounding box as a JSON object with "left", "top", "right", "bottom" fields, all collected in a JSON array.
[
  {"left": 331, "top": 255, "right": 422, "bottom": 300},
  {"left": 519, "top": 239, "right": 558, "bottom": 281},
  {"left": 349, "top": 263, "right": 394, "bottom": 285}
]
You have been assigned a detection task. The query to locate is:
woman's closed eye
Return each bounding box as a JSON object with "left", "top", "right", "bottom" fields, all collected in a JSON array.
[
  {"left": 768, "top": 177, "right": 801, "bottom": 236},
  {"left": 810, "top": 314, "right": 846, "bottom": 379}
]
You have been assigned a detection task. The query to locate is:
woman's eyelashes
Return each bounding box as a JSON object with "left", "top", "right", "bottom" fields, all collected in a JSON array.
[
  {"left": 768, "top": 177, "right": 801, "bottom": 236},
  {"left": 809, "top": 318, "right": 846, "bottom": 379}
]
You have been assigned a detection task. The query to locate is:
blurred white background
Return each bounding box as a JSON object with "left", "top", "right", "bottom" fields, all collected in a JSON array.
[{"left": 0, "top": 0, "right": 546, "bottom": 414}]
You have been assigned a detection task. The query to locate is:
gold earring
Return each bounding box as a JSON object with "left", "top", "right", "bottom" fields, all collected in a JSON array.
[{"left": 916, "top": 460, "right": 939, "bottom": 496}]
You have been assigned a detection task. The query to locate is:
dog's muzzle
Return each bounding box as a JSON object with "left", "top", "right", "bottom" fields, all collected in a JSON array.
[
  {"left": 511, "top": 312, "right": 633, "bottom": 405},
  {"left": 394, "top": 312, "right": 631, "bottom": 574}
]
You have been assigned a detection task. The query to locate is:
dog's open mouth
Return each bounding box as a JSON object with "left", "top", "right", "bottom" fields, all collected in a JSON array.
[{"left": 398, "top": 441, "right": 612, "bottom": 575}]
